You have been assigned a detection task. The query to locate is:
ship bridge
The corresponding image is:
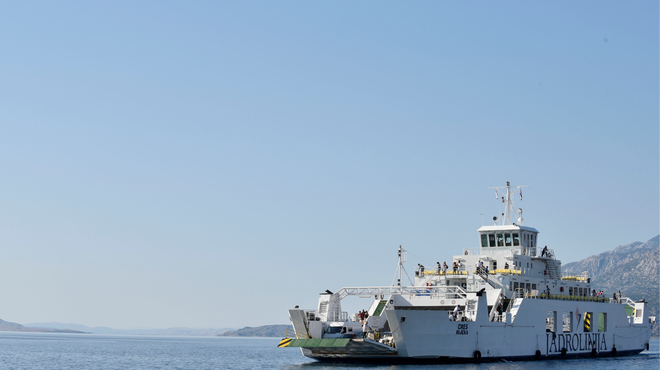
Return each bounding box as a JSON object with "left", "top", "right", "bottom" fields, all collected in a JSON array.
[{"left": 477, "top": 225, "right": 540, "bottom": 257}]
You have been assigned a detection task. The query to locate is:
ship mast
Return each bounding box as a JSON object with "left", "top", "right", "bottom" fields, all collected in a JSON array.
[
  {"left": 392, "top": 245, "right": 408, "bottom": 288},
  {"left": 488, "top": 181, "right": 529, "bottom": 225}
]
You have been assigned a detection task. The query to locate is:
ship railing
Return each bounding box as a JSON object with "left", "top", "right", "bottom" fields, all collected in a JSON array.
[
  {"left": 335, "top": 286, "right": 469, "bottom": 301},
  {"left": 561, "top": 276, "right": 589, "bottom": 282},
  {"left": 510, "top": 246, "right": 555, "bottom": 258},
  {"left": 513, "top": 288, "right": 525, "bottom": 299},
  {"left": 620, "top": 297, "right": 636, "bottom": 307},
  {"left": 422, "top": 270, "right": 468, "bottom": 276},
  {"left": 285, "top": 328, "right": 310, "bottom": 339},
  {"left": 327, "top": 311, "right": 349, "bottom": 322},
  {"left": 462, "top": 248, "right": 480, "bottom": 256},
  {"left": 536, "top": 293, "right": 610, "bottom": 302},
  {"left": 304, "top": 309, "right": 350, "bottom": 322}
]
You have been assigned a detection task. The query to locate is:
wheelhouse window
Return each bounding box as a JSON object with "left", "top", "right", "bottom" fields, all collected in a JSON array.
[
  {"left": 481, "top": 234, "right": 488, "bottom": 248},
  {"left": 496, "top": 233, "right": 504, "bottom": 247},
  {"left": 488, "top": 234, "right": 496, "bottom": 247},
  {"left": 512, "top": 233, "right": 520, "bottom": 246},
  {"left": 505, "top": 233, "right": 512, "bottom": 246}
]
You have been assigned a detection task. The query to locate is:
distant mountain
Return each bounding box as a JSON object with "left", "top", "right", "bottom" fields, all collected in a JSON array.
[
  {"left": 25, "top": 322, "right": 234, "bottom": 336},
  {"left": 562, "top": 235, "right": 659, "bottom": 336},
  {"left": 0, "top": 319, "right": 88, "bottom": 334},
  {"left": 218, "top": 325, "right": 291, "bottom": 337}
]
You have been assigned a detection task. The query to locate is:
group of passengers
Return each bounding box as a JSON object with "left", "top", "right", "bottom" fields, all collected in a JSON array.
[
  {"left": 475, "top": 260, "right": 489, "bottom": 276},
  {"left": 419, "top": 261, "right": 462, "bottom": 276},
  {"left": 357, "top": 309, "right": 369, "bottom": 324},
  {"left": 435, "top": 261, "right": 450, "bottom": 275}
]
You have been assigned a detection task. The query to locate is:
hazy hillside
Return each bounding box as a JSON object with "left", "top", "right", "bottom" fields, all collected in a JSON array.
[
  {"left": 25, "top": 322, "right": 233, "bottom": 336},
  {"left": 218, "top": 325, "right": 291, "bottom": 337},
  {"left": 0, "top": 319, "right": 87, "bottom": 334},
  {"left": 563, "top": 235, "right": 659, "bottom": 335}
]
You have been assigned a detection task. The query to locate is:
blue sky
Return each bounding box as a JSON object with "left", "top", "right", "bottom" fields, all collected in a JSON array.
[{"left": 0, "top": 2, "right": 657, "bottom": 329}]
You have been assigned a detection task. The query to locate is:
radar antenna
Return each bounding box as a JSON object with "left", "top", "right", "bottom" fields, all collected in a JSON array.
[{"left": 488, "top": 181, "right": 529, "bottom": 225}]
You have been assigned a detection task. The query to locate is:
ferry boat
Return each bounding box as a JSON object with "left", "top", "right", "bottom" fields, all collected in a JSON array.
[{"left": 278, "top": 182, "right": 655, "bottom": 363}]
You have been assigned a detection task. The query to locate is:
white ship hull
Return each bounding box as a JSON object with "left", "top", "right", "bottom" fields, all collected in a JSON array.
[{"left": 384, "top": 298, "right": 649, "bottom": 361}]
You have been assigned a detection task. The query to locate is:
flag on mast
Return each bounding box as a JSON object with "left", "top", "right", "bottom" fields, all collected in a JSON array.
[{"left": 520, "top": 189, "right": 523, "bottom": 200}]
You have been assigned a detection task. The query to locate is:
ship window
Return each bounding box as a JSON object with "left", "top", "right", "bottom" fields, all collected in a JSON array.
[
  {"left": 563, "top": 312, "right": 573, "bottom": 333},
  {"left": 481, "top": 234, "right": 488, "bottom": 248},
  {"left": 512, "top": 233, "right": 520, "bottom": 246},
  {"left": 488, "top": 234, "right": 496, "bottom": 247},
  {"left": 598, "top": 313, "right": 607, "bottom": 332},
  {"left": 325, "top": 326, "right": 342, "bottom": 334},
  {"left": 547, "top": 311, "right": 557, "bottom": 333},
  {"left": 496, "top": 234, "right": 504, "bottom": 247},
  {"left": 505, "top": 233, "right": 512, "bottom": 246},
  {"left": 569, "top": 287, "right": 573, "bottom": 296}
]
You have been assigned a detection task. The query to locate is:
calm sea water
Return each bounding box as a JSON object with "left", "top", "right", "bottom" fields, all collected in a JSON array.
[{"left": 0, "top": 332, "right": 656, "bottom": 370}]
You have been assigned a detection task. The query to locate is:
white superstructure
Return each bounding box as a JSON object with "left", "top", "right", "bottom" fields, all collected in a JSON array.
[{"left": 279, "top": 182, "right": 655, "bottom": 363}]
